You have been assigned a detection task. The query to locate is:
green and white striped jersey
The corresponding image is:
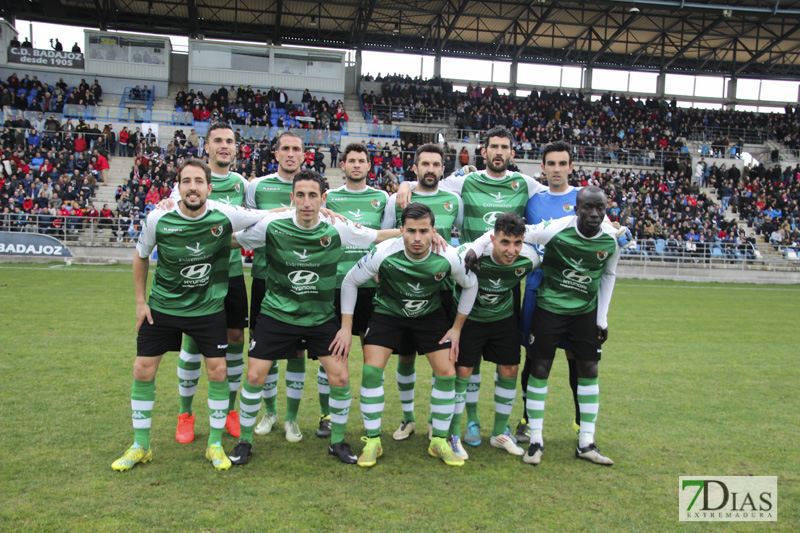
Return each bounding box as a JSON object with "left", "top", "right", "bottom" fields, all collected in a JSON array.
[
  {"left": 436, "top": 170, "right": 546, "bottom": 242},
  {"left": 244, "top": 173, "right": 294, "bottom": 280},
  {"left": 136, "top": 200, "right": 269, "bottom": 317},
  {"left": 382, "top": 189, "right": 463, "bottom": 240},
  {"left": 324, "top": 185, "right": 388, "bottom": 287},
  {"left": 341, "top": 238, "right": 478, "bottom": 319},
  {"left": 521, "top": 217, "right": 620, "bottom": 327},
  {"left": 454, "top": 242, "right": 540, "bottom": 322},
  {"left": 170, "top": 170, "right": 248, "bottom": 276},
  {"left": 235, "top": 216, "right": 378, "bottom": 327}
]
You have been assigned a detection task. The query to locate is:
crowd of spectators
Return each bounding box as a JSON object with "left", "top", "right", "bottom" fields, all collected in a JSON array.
[
  {"left": 174, "top": 86, "right": 351, "bottom": 131},
  {"left": 0, "top": 114, "right": 114, "bottom": 235},
  {"left": 2, "top": 73, "right": 102, "bottom": 113},
  {"left": 361, "top": 74, "right": 800, "bottom": 161}
]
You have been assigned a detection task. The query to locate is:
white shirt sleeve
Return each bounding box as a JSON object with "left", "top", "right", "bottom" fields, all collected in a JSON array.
[
  {"left": 168, "top": 184, "right": 181, "bottom": 202},
  {"left": 443, "top": 246, "right": 478, "bottom": 315},
  {"left": 596, "top": 245, "right": 620, "bottom": 329},
  {"left": 335, "top": 218, "right": 379, "bottom": 248},
  {"left": 438, "top": 174, "right": 467, "bottom": 196},
  {"left": 454, "top": 194, "right": 465, "bottom": 230},
  {"left": 135, "top": 209, "right": 168, "bottom": 258},
  {"left": 217, "top": 202, "right": 284, "bottom": 232},
  {"left": 382, "top": 194, "right": 398, "bottom": 230},
  {"left": 523, "top": 175, "right": 547, "bottom": 198},
  {"left": 522, "top": 218, "right": 566, "bottom": 246},
  {"left": 244, "top": 178, "right": 259, "bottom": 209},
  {"left": 468, "top": 230, "right": 494, "bottom": 257}
]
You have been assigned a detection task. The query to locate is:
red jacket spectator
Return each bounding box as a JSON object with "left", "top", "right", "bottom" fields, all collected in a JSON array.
[
  {"left": 95, "top": 153, "right": 109, "bottom": 171},
  {"left": 119, "top": 128, "right": 130, "bottom": 145},
  {"left": 145, "top": 187, "right": 161, "bottom": 205},
  {"left": 100, "top": 206, "right": 114, "bottom": 219},
  {"left": 85, "top": 206, "right": 99, "bottom": 222},
  {"left": 75, "top": 137, "right": 87, "bottom": 153},
  {"left": 7, "top": 73, "right": 19, "bottom": 89},
  {"left": 22, "top": 198, "right": 34, "bottom": 212}
]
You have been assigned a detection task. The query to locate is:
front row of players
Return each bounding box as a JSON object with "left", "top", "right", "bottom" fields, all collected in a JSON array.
[{"left": 114, "top": 155, "right": 620, "bottom": 472}]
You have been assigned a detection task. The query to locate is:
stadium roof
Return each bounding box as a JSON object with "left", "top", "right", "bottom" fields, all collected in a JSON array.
[{"left": 8, "top": 0, "right": 800, "bottom": 79}]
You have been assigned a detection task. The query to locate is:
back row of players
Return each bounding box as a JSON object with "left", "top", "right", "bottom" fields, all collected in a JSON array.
[{"left": 112, "top": 123, "right": 626, "bottom": 471}]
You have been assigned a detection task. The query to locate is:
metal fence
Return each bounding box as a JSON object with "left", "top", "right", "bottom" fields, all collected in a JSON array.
[{"left": 0, "top": 213, "right": 139, "bottom": 244}]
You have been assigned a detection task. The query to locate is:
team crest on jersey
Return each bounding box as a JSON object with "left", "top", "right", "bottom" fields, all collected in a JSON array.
[
  {"left": 515, "top": 266, "right": 527, "bottom": 277},
  {"left": 443, "top": 201, "right": 454, "bottom": 212},
  {"left": 597, "top": 250, "right": 609, "bottom": 260},
  {"left": 543, "top": 220, "right": 552, "bottom": 228},
  {"left": 210, "top": 225, "right": 224, "bottom": 237},
  {"left": 234, "top": 182, "right": 241, "bottom": 193},
  {"left": 563, "top": 204, "right": 574, "bottom": 213},
  {"left": 320, "top": 236, "right": 333, "bottom": 247},
  {"left": 371, "top": 199, "right": 382, "bottom": 209},
  {"left": 511, "top": 181, "right": 521, "bottom": 191},
  {"left": 434, "top": 271, "right": 446, "bottom": 282}
]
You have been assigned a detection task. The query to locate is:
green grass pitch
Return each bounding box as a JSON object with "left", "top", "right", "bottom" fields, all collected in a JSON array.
[{"left": 0, "top": 263, "right": 797, "bottom": 531}]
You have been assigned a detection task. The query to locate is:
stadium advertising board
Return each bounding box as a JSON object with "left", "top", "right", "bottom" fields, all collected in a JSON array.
[
  {"left": 0, "top": 232, "right": 73, "bottom": 257},
  {"left": 6, "top": 47, "right": 85, "bottom": 69}
]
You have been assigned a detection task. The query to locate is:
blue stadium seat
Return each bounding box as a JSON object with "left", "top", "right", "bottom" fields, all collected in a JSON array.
[{"left": 655, "top": 238, "right": 666, "bottom": 255}]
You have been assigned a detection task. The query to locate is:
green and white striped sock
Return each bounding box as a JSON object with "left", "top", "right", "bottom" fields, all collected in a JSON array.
[
  {"left": 317, "top": 365, "right": 330, "bottom": 416},
  {"left": 239, "top": 381, "right": 262, "bottom": 444},
  {"left": 526, "top": 376, "right": 548, "bottom": 445},
  {"left": 329, "top": 384, "right": 351, "bottom": 444},
  {"left": 262, "top": 362, "right": 279, "bottom": 414},
  {"left": 360, "top": 364, "right": 385, "bottom": 438},
  {"left": 285, "top": 358, "right": 306, "bottom": 422},
  {"left": 396, "top": 360, "right": 416, "bottom": 422},
  {"left": 448, "top": 376, "right": 469, "bottom": 437},
  {"left": 465, "top": 364, "right": 481, "bottom": 425},
  {"left": 430, "top": 375, "right": 455, "bottom": 439},
  {"left": 207, "top": 380, "right": 229, "bottom": 445},
  {"left": 131, "top": 379, "right": 155, "bottom": 450},
  {"left": 177, "top": 336, "right": 201, "bottom": 415},
  {"left": 492, "top": 376, "right": 517, "bottom": 437},
  {"left": 577, "top": 377, "right": 600, "bottom": 448},
  {"left": 225, "top": 342, "right": 244, "bottom": 412}
]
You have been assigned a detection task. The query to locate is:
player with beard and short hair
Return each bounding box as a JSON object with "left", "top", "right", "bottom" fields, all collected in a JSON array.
[
  {"left": 229, "top": 171, "right": 400, "bottom": 466},
  {"left": 324, "top": 143, "right": 389, "bottom": 437},
  {"left": 245, "top": 132, "right": 314, "bottom": 443},
  {"left": 382, "top": 143, "right": 463, "bottom": 442},
  {"left": 113, "top": 159, "right": 281, "bottom": 472},
  {"left": 396, "top": 127, "right": 547, "bottom": 448},
  {"left": 169, "top": 123, "right": 249, "bottom": 445}
]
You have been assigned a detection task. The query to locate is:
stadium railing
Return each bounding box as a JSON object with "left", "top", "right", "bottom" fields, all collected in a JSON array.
[
  {"left": 448, "top": 134, "right": 690, "bottom": 167},
  {"left": 0, "top": 213, "right": 136, "bottom": 244},
  {"left": 363, "top": 103, "right": 452, "bottom": 124}
]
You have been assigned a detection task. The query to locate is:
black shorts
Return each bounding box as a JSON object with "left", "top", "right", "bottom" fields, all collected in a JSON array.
[
  {"left": 396, "top": 290, "right": 453, "bottom": 356},
  {"left": 457, "top": 315, "right": 521, "bottom": 368},
  {"left": 365, "top": 309, "right": 452, "bottom": 355},
  {"left": 335, "top": 287, "right": 376, "bottom": 335},
  {"left": 225, "top": 275, "right": 248, "bottom": 330},
  {"left": 248, "top": 315, "right": 339, "bottom": 361},
  {"left": 530, "top": 306, "right": 601, "bottom": 362},
  {"left": 137, "top": 309, "right": 227, "bottom": 358},
  {"left": 249, "top": 276, "right": 266, "bottom": 331}
]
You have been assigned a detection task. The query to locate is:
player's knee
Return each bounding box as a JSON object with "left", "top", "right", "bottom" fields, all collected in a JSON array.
[
  {"left": 325, "top": 367, "right": 349, "bottom": 387},
  {"left": 398, "top": 354, "right": 416, "bottom": 364},
  {"left": 227, "top": 328, "right": 245, "bottom": 344},
  {"left": 133, "top": 356, "right": 159, "bottom": 381},
  {"left": 531, "top": 359, "right": 553, "bottom": 380},
  {"left": 498, "top": 364, "right": 518, "bottom": 379},
  {"left": 205, "top": 358, "right": 227, "bottom": 381},
  {"left": 576, "top": 360, "right": 598, "bottom": 379},
  {"left": 455, "top": 366, "right": 472, "bottom": 379}
]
